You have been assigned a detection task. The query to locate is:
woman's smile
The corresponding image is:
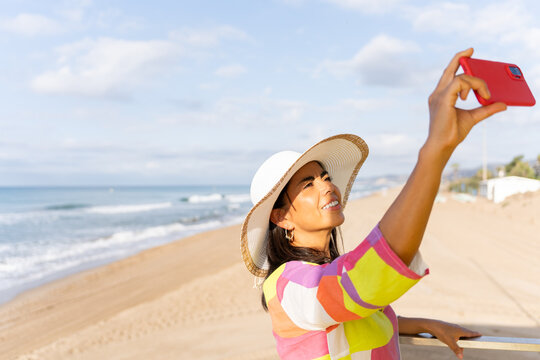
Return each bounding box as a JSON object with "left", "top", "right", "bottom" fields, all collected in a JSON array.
[{"left": 321, "top": 199, "right": 341, "bottom": 210}]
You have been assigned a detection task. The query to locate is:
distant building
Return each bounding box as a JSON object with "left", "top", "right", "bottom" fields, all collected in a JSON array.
[{"left": 479, "top": 176, "right": 540, "bottom": 203}]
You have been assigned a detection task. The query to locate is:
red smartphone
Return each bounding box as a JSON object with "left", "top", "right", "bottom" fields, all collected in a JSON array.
[{"left": 459, "top": 57, "right": 535, "bottom": 106}]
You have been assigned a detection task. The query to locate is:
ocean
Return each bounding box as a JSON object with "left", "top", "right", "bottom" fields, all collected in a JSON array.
[{"left": 0, "top": 179, "right": 402, "bottom": 304}]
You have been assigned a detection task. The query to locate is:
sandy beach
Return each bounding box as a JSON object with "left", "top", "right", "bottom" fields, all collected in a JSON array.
[{"left": 1, "top": 186, "right": 539, "bottom": 360}]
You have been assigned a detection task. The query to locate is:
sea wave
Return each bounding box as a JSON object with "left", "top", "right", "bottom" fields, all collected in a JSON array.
[
  {"left": 183, "top": 193, "right": 223, "bottom": 203},
  {"left": 224, "top": 193, "right": 251, "bottom": 203},
  {"left": 181, "top": 192, "right": 251, "bottom": 204},
  {"left": 86, "top": 202, "right": 172, "bottom": 214},
  {"left": 348, "top": 190, "right": 375, "bottom": 201},
  {"left": 0, "top": 211, "right": 59, "bottom": 226},
  {"left": 45, "top": 203, "right": 90, "bottom": 211},
  {"left": 0, "top": 219, "right": 224, "bottom": 289}
]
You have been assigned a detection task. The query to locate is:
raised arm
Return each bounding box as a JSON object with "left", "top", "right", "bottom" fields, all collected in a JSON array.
[{"left": 379, "top": 48, "right": 507, "bottom": 265}]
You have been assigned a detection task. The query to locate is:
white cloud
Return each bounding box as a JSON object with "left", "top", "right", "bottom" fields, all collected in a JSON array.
[
  {"left": 365, "top": 133, "right": 421, "bottom": 157},
  {"left": 279, "top": 0, "right": 308, "bottom": 6},
  {"left": 215, "top": 64, "right": 247, "bottom": 78},
  {"left": 58, "top": 0, "right": 93, "bottom": 22},
  {"left": 158, "top": 96, "right": 306, "bottom": 126},
  {"left": 31, "top": 37, "right": 179, "bottom": 97},
  {"left": 407, "top": 1, "right": 532, "bottom": 42},
  {"left": 324, "top": 0, "right": 404, "bottom": 13},
  {"left": 31, "top": 25, "right": 252, "bottom": 97},
  {"left": 339, "top": 98, "right": 393, "bottom": 112},
  {"left": 316, "top": 34, "right": 421, "bottom": 86},
  {"left": 408, "top": 3, "right": 469, "bottom": 34},
  {"left": 0, "top": 13, "right": 63, "bottom": 36},
  {"left": 169, "top": 25, "right": 251, "bottom": 47}
]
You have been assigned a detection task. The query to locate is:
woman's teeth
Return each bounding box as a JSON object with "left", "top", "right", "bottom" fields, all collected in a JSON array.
[{"left": 322, "top": 200, "right": 339, "bottom": 209}]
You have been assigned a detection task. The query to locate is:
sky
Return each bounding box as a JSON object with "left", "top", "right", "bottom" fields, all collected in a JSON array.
[{"left": 1, "top": 0, "right": 539, "bottom": 186}]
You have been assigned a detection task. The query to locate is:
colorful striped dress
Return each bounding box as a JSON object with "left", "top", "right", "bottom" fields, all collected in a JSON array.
[{"left": 262, "top": 224, "right": 429, "bottom": 359}]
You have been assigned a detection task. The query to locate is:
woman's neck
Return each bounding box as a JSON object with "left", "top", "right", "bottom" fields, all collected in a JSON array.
[{"left": 291, "top": 228, "right": 332, "bottom": 257}]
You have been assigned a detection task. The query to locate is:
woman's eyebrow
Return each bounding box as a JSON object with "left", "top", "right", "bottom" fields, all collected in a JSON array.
[{"left": 297, "top": 170, "right": 329, "bottom": 186}]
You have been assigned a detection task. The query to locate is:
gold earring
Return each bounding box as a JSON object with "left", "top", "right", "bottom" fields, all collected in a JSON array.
[{"left": 285, "top": 228, "right": 294, "bottom": 243}]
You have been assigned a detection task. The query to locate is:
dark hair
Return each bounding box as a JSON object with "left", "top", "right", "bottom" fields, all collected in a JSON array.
[{"left": 261, "top": 181, "right": 342, "bottom": 311}]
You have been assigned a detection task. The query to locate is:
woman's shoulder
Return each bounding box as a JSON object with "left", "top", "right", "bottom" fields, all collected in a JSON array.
[{"left": 262, "top": 260, "right": 327, "bottom": 295}]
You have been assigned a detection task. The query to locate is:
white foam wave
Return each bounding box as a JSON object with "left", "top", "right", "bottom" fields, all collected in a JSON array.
[
  {"left": 225, "top": 193, "right": 251, "bottom": 203},
  {"left": 0, "top": 244, "right": 10, "bottom": 255},
  {"left": 0, "top": 211, "right": 59, "bottom": 226},
  {"left": 347, "top": 190, "right": 373, "bottom": 201},
  {"left": 0, "top": 219, "right": 226, "bottom": 289},
  {"left": 86, "top": 202, "right": 172, "bottom": 214},
  {"left": 227, "top": 203, "right": 241, "bottom": 210},
  {"left": 187, "top": 193, "right": 223, "bottom": 203}
]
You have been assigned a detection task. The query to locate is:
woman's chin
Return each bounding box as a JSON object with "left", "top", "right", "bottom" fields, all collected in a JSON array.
[{"left": 329, "top": 213, "right": 345, "bottom": 227}]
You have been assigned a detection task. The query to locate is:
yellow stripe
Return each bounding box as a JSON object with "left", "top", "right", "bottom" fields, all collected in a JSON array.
[
  {"left": 346, "top": 248, "right": 419, "bottom": 306},
  {"left": 262, "top": 263, "right": 286, "bottom": 302},
  {"left": 344, "top": 311, "right": 393, "bottom": 351},
  {"left": 313, "top": 355, "right": 331, "bottom": 360},
  {"left": 338, "top": 277, "right": 378, "bottom": 318}
]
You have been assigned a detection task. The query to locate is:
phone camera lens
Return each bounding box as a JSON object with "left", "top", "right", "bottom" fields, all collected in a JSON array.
[{"left": 509, "top": 66, "right": 522, "bottom": 77}]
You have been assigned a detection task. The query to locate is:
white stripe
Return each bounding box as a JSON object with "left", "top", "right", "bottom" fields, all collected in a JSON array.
[
  {"left": 280, "top": 281, "right": 337, "bottom": 330},
  {"left": 350, "top": 349, "right": 372, "bottom": 359},
  {"left": 327, "top": 323, "right": 350, "bottom": 358},
  {"left": 409, "top": 251, "right": 428, "bottom": 276}
]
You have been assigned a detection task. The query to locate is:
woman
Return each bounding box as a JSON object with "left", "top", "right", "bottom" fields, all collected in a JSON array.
[{"left": 240, "top": 48, "right": 507, "bottom": 359}]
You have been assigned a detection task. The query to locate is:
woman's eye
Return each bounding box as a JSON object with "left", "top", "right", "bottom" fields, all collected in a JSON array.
[
  {"left": 303, "top": 182, "right": 313, "bottom": 189},
  {"left": 325, "top": 176, "right": 332, "bottom": 182}
]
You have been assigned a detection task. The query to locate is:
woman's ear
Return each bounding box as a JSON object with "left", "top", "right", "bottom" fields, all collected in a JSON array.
[{"left": 270, "top": 208, "right": 292, "bottom": 229}]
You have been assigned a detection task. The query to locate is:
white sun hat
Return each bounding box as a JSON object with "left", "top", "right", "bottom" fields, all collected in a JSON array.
[{"left": 240, "top": 134, "right": 369, "bottom": 278}]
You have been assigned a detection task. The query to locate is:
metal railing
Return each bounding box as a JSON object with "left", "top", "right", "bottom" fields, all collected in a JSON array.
[{"left": 400, "top": 333, "right": 540, "bottom": 352}]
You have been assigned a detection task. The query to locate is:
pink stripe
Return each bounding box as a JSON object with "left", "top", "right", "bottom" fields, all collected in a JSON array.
[
  {"left": 373, "top": 237, "right": 426, "bottom": 279},
  {"left": 276, "top": 275, "right": 289, "bottom": 302},
  {"left": 370, "top": 306, "right": 400, "bottom": 359},
  {"left": 342, "top": 238, "right": 371, "bottom": 271},
  {"left": 274, "top": 330, "right": 329, "bottom": 359}
]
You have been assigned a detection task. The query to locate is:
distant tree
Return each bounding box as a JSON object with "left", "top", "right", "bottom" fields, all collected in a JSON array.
[
  {"left": 451, "top": 163, "right": 459, "bottom": 181},
  {"left": 535, "top": 154, "right": 540, "bottom": 179},
  {"left": 508, "top": 161, "right": 536, "bottom": 178},
  {"left": 505, "top": 155, "right": 525, "bottom": 174},
  {"left": 504, "top": 155, "right": 536, "bottom": 179}
]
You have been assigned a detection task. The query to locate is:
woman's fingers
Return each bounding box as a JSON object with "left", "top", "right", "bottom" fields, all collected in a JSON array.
[
  {"left": 446, "top": 74, "right": 491, "bottom": 103},
  {"left": 460, "top": 328, "right": 482, "bottom": 338},
  {"left": 468, "top": 102, "right": 507, "bottom": 124},
  {"left": 450, "top": 343, "right": 464, "bottom": 359},
  {"left": 450, "top": 326, "right": 482, "bottom": 358},
  {"left": 434, "top": 48, "right": 474, "bottom": 92}
]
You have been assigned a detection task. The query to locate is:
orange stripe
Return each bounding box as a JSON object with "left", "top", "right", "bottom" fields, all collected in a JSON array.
[
  {"left": 317, "top": 276, "right": 362, "bottom": 322},
  {"left": 326, "top": 324, "right": 339, "bottom": 333},
  {"left": 267, "top": 296, "right": 310, "bottom": 338}
]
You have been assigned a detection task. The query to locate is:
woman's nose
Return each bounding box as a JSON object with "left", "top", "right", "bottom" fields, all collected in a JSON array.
[{"left": 317, "top": 178, "right": 333, "bottom": 194}]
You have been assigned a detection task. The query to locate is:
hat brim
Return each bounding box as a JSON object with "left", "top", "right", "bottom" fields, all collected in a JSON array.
[{"left": 240, "top": 134, "right": 369, "bottom": 277}]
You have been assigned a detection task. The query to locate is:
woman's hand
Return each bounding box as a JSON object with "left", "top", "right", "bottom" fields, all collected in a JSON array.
[
  {"left": 398, "top": 316, "right": 481, "bottom": 359},
  {"left": 426, "top": 48, "right": 507, "bottom": 157},
  {"left": 426, "top": 319, "right": 482, "bottom": 359}
]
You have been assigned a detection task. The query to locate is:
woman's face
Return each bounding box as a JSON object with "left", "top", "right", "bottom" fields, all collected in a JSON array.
[{"left": 281, "top": 161, "right": 344, "bottom": 235}]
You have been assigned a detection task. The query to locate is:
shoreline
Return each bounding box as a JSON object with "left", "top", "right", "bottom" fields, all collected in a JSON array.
[
  {"left": 0, "top": 183, "right": 397, "bottom": 307},
  {"left": 0, "top": 214, "right": 247, "bottom": 307},
  {"left": 1, "top": 187, "right": 539, "bottom": 359}
]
